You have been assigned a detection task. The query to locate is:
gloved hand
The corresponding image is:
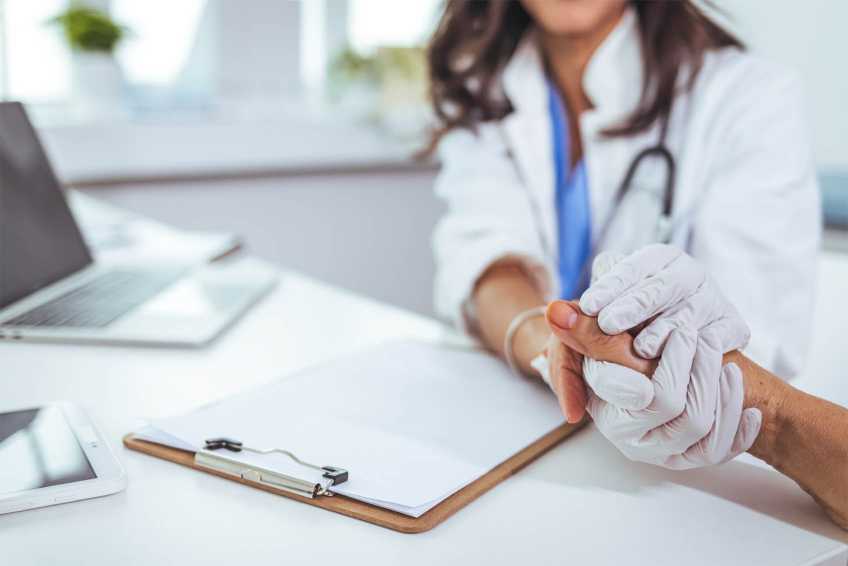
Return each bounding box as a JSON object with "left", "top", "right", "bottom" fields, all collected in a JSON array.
[
  {"left": 552, "top": 245, "right": 761, "bottom": 469},
  {"left": 579, "top": 244, "right": 750, "bottom": 361},
  {"left": 582, "top": 327, "right": 761, "bottom": 469}
]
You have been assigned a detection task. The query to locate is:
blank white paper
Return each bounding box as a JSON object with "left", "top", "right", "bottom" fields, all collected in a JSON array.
[{"left": 137, "top": 341, "right": 565, "bottom": 517}]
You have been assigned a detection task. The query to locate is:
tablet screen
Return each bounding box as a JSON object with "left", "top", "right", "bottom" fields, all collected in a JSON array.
[{"left": 0, "top": 407, "right": 96, "bottom": 495}]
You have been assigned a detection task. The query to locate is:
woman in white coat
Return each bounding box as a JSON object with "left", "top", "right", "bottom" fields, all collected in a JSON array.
[{"left": 428, "top": 1, "right": 820, "bottom": 423}]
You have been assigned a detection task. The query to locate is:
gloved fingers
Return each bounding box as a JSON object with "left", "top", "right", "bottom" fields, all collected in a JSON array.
[
  {"left": 657, "top": 452, "right": 701, "bottom": 471},
  {"left": 585, "top": 387, "right": 605, "bottom": 421},
  {"left": 632, "top": 277, "right": 749, "bottom": 358},
  {"left": 583, "top": 357, "right": 653, "bottom": 411},
  {"left": 728, "top": 408, "right": 762, "bottom": 457},
  {"left": 585, "top": 388, "right": 648, "bottom": 445},
  {"left": 700, "top": 361, "right": 746, "bottom": 462},
  {"left": 661, "top": 415, "right": 757, "bottom": 471},
  {"left": 591, "top": 329, "right": 694, "bottom": 443},
  {"left": 580, "top": 244, "right": 682, "bottom": 316},
  {"left": 633, "top": 315, "right": 683, "bottom": 359},
  {"left": 588, "top": 251, "right": 627, "bottom": 285},
  {"left": 701, "top": 315, "right": 751, "bottom": 354},
  {"left": 632, "top": 295, "right": 700, "bottom": 358},
  {"left": 642, "top": 328, "right": 697, "bottom": 428},
  {"left": 634, "top": 303, "right": 749, "bottom": 360},
  {"left": 595, "top": 257, "right": 706, "bottom": 336},
  {"left": 631, "top": 283, "right": 712, "bottom": 357},
  {"left": 637, "top": 329, "right": 723, "bottom": 454},
  {"left": 659, "top": 361, "right": 745, "bottom": 470}
]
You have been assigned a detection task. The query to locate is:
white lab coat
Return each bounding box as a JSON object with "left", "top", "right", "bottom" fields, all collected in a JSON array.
[{"left": 432, "top": 9, "right": 821, "bottom": 379}]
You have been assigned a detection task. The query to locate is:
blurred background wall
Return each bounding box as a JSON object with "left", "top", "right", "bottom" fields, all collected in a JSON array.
[
  {"left": 0, "top": 0, "right": 845, "bottom": 317},
  {"left": 714, "top": 0, "right": 848, "bottom": 170}
]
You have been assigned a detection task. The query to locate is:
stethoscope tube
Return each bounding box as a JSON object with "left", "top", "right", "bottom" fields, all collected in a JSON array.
[
  {"left": 500, "top": 120, "right": 677, "bottom": 298},
  {"left": 572, "top": 142, "right": 676, "bottom": 295},
  {"left": 596, "top": 142, "right": 677, "bottom": 249},
  {"left": 616, "top": 143, "right": 676, "bottom": 218}
]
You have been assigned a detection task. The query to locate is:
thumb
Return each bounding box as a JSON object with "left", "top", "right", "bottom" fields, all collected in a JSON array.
[
  {"left": 547, "top": 300, "right": 657, "bottom": 376},
  {"left": 546, "top": 301, "right": 587, "bottom": 356}
]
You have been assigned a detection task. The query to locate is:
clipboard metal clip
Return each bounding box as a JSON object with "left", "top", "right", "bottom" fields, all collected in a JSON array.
[{"left": 194, "top": 437, "right": 349, "bottom": 499}]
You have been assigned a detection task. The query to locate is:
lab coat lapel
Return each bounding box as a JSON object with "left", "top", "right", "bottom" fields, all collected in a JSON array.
[
  {"left": 501, "top": 35, "right": 557, "bottom": 264},
  {"left": 500, "top": 9, "right": 654, "bottom": 260},
  {"left": 578, "top": 8, "right": 647, "bottom": 248}
]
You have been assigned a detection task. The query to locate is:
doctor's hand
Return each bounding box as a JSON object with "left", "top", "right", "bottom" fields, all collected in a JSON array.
[
  {"left": 579, "top": 244, "right": 750, "bottom": 363},
  {"left": 547, "top": 246, "right": 761, "bottom": 469},
  {"left": 547, "top": 301, "right": 762, "bottom": 469}
]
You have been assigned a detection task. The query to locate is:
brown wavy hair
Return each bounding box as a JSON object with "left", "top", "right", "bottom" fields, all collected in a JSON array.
[{"left": 427, "top": 1, "right": 742, "bottom": 143}]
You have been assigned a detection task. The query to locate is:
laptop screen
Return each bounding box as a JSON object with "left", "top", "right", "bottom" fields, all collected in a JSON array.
[{"left": 0, "top": 102, "right": 92, "bottom": 310}]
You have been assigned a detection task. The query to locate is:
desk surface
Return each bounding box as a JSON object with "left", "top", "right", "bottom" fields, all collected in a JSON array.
[{"left": 2, "top": 259, "right": 848, "bottom": 566}]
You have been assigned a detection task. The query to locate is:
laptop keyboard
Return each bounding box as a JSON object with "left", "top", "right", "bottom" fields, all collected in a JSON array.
[{"left": 2, "top": 269, "right": 185, "bottom": 329}]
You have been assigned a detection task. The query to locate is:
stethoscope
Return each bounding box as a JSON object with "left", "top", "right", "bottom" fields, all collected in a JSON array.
[
  {"left": 503, "top": 117, "right": 677, "bottom": 295},
  {"left": 607, "top": 138, "right": 677, "bottom": 244}
]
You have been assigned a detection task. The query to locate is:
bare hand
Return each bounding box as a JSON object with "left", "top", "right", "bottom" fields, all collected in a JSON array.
[{"left": 544, "top": 300, "right": 656, "bottom": 423}]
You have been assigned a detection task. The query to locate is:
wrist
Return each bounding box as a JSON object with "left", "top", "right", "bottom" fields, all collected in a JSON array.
[
  {"left": 513, "top": 317, "right": 550, "bottom": 375},
  {"left": 746, "top": 382, "right": 793, "bottom": 465},
  {"left": 731, "top": 351, "right": 792, "bottom": 465}
]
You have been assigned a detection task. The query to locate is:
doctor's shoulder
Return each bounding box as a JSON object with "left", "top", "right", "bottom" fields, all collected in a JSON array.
[
  {"left": 678, "top": 46, "right": 815, "bottom": 194},
  {"left": 687, "top": 48, "right": 809, "bottom": 137}
]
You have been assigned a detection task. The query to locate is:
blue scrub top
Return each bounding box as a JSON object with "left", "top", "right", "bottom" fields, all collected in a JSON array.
[{"left": 547, "top": 81, "right": 592, "bottom": 300}]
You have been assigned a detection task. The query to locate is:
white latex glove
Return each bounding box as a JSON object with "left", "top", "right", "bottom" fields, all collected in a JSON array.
[
  {"left": 580, "top": 246, "right": 762, "bottom": 469},
  {"left": 579, "top": 244, "right": 750, "bottom": 360},
  {"left": 531, "top": 248, "right": 655, "bottom": 412}
]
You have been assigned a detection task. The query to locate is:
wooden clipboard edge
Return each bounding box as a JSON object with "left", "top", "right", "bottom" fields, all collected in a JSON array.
[{"left": 123, "top": 419, "right": 587, "bottom": 534}]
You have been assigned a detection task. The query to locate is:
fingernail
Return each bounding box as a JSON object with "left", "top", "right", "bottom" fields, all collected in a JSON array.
[{"left": 547, "top": 301, "right": 578, "bottom": 329}]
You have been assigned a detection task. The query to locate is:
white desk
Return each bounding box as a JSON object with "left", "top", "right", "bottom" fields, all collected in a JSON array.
[{"left": 2, "top": 259, "right": 848, "bottom": 566}]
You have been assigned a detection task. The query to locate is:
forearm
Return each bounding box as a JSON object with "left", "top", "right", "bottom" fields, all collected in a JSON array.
[
  {"left": 727, "top": 351, "right": 848, "bottom": 528},
  {"left": 472, "top": 261, "right": 549, "bottom": 375}
]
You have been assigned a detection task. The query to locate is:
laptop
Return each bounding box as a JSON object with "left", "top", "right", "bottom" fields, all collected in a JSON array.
[{"left": 0, "top": 101, "right": 277, "bottom": 346}]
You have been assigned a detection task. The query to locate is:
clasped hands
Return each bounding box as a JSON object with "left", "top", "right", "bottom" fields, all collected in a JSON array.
[{"left": 540, "top": 245, "right": 762, "bottom": 469}]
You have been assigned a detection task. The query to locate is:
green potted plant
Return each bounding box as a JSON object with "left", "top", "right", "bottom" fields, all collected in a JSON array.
[{"left": 49, "top": 4, "right": 129, "bottom": 118}]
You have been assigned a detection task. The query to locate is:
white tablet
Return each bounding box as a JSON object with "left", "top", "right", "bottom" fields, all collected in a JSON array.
[{"left": 0, "top": 402, "right": 126, "bottom": 515}]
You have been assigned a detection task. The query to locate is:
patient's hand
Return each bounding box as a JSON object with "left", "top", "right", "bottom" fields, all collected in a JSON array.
[
  {"left": 547, "top": 301, "right": 656, "bottom": 423},
  {"left": 554, "top": 247, "right": 760, "bottom": 471},
  {"left": 547, "top": 301, "right": 657, "bottom": 373},
  {"left": 547, "top": 297, "right": 761, "bottom": 471}
]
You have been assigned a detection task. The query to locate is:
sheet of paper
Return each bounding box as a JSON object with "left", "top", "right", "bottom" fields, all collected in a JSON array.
[{"left": 139, "top": 341, "right": 565, "bottom": 516}]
